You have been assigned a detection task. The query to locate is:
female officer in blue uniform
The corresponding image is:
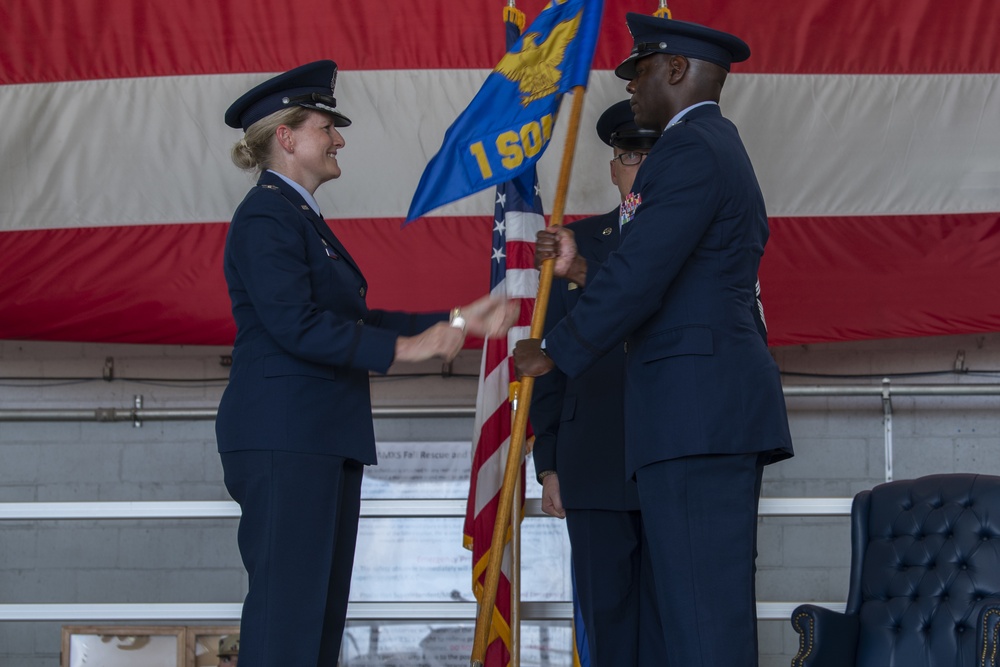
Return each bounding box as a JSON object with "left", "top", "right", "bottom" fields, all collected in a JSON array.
[{"left": 218, "top": 60, "right": 516, "bottom": 667}]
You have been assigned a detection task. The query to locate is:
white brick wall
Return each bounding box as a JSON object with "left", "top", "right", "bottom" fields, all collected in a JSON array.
[{"left": 3, "top": 334, "right": 1000, "bottom": 665}]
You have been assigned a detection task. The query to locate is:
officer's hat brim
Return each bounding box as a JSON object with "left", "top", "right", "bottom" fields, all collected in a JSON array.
[
  {"left": 292, "top": 94, "right": 352, "bottom": 128},
  {"left": 615, "top": 13, "right": 750, "bottom": 80},
  {"left": 225, "top": 60, "right": 352, "bottom": 131},
  {"left": 596, "top": 100, "right": 660, "bottom": 150},
  {"left": 610, "top": 128, "right": 660, "bottom": 151}
]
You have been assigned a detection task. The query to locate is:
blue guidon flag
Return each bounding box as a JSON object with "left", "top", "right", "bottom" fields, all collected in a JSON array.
[{"left": 406, "top": 0, "right": 604, "bottom": 222}]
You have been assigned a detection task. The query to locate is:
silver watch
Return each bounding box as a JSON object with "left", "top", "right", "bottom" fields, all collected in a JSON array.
[{"left": 449, "top": 307, "right": 467, "bottom": 332}]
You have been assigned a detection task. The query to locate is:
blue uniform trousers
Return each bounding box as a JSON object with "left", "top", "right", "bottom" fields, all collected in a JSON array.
[
  {"left": 565, "top": 508, "right": 664, "bottom": 666},
  {"left": 635, "top": 453, "right": 765, "bottom": 667},
  {"left": 221, "top": 450, "right": 363, "bottom": 667}
]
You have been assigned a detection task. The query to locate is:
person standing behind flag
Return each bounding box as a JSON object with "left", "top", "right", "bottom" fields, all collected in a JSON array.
[
  {"left": 515, "top": 15, "right": 794, "bottom": 667},
  {"left": 528, "top": 99, "right": 665, "bottom": 666},
  {"left": 216, "top": 60, "right": 517, "bottom": 667}
]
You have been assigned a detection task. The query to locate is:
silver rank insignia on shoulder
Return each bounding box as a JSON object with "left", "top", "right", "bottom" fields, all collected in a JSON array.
[{"left": 259, "top": 184, "right": 279, "bottom": 191}]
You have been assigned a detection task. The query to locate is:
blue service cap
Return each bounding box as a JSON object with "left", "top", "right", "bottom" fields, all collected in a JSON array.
[
  {"left": 596, "top": 100, "right": 659, "bottom": 150},
  {"left": 225, "top": 60, "right": 352, "bottom": 131},
  {"left": 615, "top": 13, "right": 750, "bottom": 80}
]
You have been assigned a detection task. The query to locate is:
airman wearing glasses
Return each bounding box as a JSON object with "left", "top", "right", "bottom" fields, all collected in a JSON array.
[
  {"left": 611, "top": 149, "right": 647, "bottom": 166},
  {"left": 527, "top": 99, "right": 664, "bottom": 666}
]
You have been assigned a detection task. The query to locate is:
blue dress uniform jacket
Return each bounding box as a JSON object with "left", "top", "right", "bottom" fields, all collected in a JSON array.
[
  {"left": 216, "top": 170, "right": 444, "bottom": 462},
  {"left": 544, "top": 104, "right": 793, "bottom": 475},
  {"left": 530, "top": 210, "right": 666, "bottom": 665},
  {"left": 543, "top": 102, "right": 792, "bottom": 667},
  {"left": 217, "top": 170, "right": 446, "bottom": 666},
  {"left": 530, "top": 209, "right": 638, "bottom": 510}
]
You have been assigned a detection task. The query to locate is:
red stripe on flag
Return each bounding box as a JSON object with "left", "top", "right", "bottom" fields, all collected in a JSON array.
[
  {"left": 518, "top": 298, "right": 537, "bottom": 325},
  {"left": 763, "top": 213, "right": 1000, "bottom": 345},
  {"left": 3, "top": 0, "right": 998, "bottom": 84},
  {"left": 504, "top": 240, "right": 538, "bottom": 275},
  {"left": 5, "top": 212, "right": 1000, "bottom": 346},
  {"left": 330, "top": 217, "right": 494, "bottom": 311},
  {"left": 683, "top": 0, "right": 1000, "bottom": 74},
  {"left": 0, "top": 223, "right": 234, "bottom": 345},
  {"left": 0, "top": 217, "right": 493, "bottom": 344}
]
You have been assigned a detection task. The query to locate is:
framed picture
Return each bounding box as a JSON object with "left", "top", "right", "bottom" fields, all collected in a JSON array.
[
  {"left": 61, "top": 625, "right": 184, "bottom": 667},
  {"left": 185, "top": 626, "right": 240, "bottom": 667}
]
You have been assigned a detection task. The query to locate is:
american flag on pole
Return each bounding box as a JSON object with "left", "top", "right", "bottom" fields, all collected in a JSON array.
[
  {"left": 463, "top": 167, "right": 543, "bottom": 667},
  {"left": 460, "top": 11, "right": 545, "bottom": 667}
]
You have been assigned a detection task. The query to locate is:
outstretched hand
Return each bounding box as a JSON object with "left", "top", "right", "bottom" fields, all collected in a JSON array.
[
  {"left": 461, "top": 296, "right": 520, "bottom": 338},
  {"left": 394, "top": 322, "right": 465, "bottom": 363}
]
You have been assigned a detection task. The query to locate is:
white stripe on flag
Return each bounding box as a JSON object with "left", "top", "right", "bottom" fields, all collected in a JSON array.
[
  {"left": 504, "top": 210, "right": 546, "bottom": 242},
  {"left": 507, "top": 326, "right": 531, "bottom": 356},
  {"left": 506, "top": 269, "right": 539, "bottom": 300},
  {"left": 4, "top": 72, "right": 998, "bottom": 233},
  {"left": 474, "top": 434, "right": 512, "bottom": 516},
  {"left": 472, "top": 354, "right": 509, "bottom": 437},
  {"left": 726, "top": 73, "right": 1000, "bottom": 218}
]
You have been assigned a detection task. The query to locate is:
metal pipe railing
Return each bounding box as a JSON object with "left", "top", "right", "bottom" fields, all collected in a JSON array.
[
  {"left": 3, "top": 382, "right": 999, "bottom": 423},
  {"left": 0, "top": 497, "right": 854, "bottom": 520},
  {"left": 0, "top": 600, "right": 843, "bottom": 622},
  {"left": 0, "top": 405, "right": 478, "bottom": 422}
]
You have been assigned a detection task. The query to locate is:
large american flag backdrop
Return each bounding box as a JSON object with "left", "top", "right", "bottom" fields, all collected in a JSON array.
[{"left": 1, "top": 0, "right": 999, "bottom": 346}]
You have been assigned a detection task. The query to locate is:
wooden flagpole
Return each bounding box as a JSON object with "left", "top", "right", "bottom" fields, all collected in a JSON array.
[
  {"left": 470, "top": 84, "right": 588, "bottom": 667},
  {"left": 510, "top": 463, "right": 521, "bottom": 667}
]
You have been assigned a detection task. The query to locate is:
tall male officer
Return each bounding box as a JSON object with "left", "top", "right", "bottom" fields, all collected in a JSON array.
[
  {"left": 529, "top": 100, "right": 663, "bottom": 666},
  {"left": 516, "top": 14, "right": 793, "bottom": 667}
]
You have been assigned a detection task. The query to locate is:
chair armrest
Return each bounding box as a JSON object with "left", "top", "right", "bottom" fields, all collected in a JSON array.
[
  {"left": 975, "top": 598, "right": 1000, "bottom": 667},
  {"left": 790, "top": 604, "right": 859, "bottom": 667}
]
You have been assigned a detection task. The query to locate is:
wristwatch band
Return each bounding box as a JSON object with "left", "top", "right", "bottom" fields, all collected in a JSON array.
[
  {"left": 449, "top": 306, "right": 467, "bottom": 332},
  {"left": 536, "top": 469, "right": 557, "bottom": 484}
]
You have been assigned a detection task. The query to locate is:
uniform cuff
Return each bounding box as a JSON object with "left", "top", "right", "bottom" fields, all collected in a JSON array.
[{"left": 536, "top": 469, "right": 558, "bottom": 484}]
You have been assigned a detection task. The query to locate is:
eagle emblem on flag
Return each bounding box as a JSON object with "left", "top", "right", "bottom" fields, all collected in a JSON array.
[{"left": 494, "top": 10, "right": 581, "bottom": 106}]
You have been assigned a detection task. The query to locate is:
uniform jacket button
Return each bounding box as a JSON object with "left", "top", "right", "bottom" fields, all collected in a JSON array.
[
  {"left": 359, "top": 286, "right": 366, "bottom": 297},
  {"left": 624, "top": 341, "right": 629, "bottom": 354}
]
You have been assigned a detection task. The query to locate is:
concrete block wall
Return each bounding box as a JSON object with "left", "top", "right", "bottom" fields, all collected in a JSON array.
[
  {"left": 0, "top": 342, "right": 235, "bottom": 667},
  {"left": 757, "top": 333, "right": 1000, "bottom": 666},
  {"left": 3, "top": 333, "right": 1000, "bottom": 666}
]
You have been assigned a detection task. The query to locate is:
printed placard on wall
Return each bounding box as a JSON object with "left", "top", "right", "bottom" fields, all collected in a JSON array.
[
  {"left": 61, "top": 626, "right": 184, "bottom": 667},
  {"left": 339, "top": 622, "right": 574, "bottom": 666},
  {"left": 184, "top": 626, "right": 240, "bottom": 667},
  {"left": 362, "top": 441, "right": 472, "bottom": 499},
  {"left": 362, "top": 441, "right": 542, "bottom": 500}
]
